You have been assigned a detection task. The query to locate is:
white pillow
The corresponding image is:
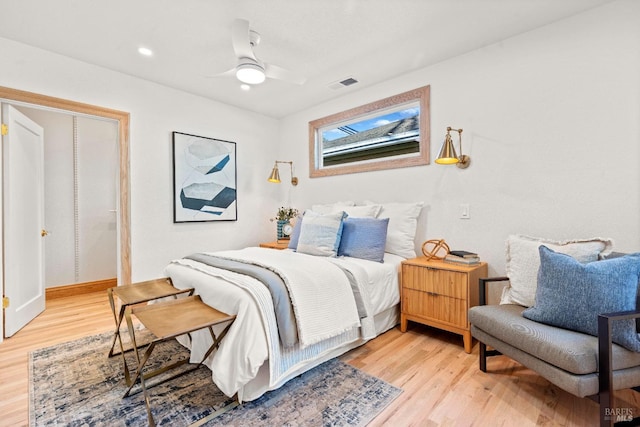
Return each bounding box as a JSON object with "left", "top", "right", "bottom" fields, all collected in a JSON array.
[
  {"left": 297, "top": 210, "right": 347, "bottom": 257},
  {"left": 500, "top": 234, "right": 614, "bottom": 307},
  {"left": 371, "top": 201, "right": 424, "bottom": 259},
  {"left": 311, "top": 201, "right": 355, "bottom": 215},
  {"left": 343, "top": 204, "right": 381, "bottom": 218}
]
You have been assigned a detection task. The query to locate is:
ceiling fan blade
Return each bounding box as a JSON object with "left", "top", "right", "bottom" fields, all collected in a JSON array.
[
  {"left": 264, "top": 63, "right": 306, "bottom": 85},
  {"left": 205, "top": 67, "right": 236, "bottom": 78},
  {"left": 231, "top": 19, "right": 256, "bottom": 61}
]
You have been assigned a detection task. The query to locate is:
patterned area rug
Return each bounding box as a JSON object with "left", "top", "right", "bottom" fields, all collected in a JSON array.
[{"left": 30, "top": 330, "right": 401, "bottom": 426}]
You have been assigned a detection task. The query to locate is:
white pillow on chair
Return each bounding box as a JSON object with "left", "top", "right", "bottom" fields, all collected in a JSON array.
[{"left": 500, "top": 234, "right": 614, "bottom": 307}]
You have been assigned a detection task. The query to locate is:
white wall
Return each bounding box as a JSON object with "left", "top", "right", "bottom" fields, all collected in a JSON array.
[
  {"left": 279, "top": 0, "right": 640, "bottom": 276},
  {"left": 0, "top": 37, "right": 281, "bottom": 282}
]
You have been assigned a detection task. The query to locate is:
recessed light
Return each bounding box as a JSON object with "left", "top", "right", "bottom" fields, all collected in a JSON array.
[
  {"left": 138, "top": 47, "right": 153, "bottom": 57},
  {"left": 240, "top": 84, "right": 251, "bottom": 91}
]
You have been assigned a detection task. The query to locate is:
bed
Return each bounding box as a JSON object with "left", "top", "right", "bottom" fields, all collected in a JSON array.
[{"left": 164, "top": 201, "right": 423, "bottom": 402}]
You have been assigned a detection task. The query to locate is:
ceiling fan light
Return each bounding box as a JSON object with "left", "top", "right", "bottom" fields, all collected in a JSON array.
[{"left": 236, "top": 63, "right": 266, "bottom": 84}]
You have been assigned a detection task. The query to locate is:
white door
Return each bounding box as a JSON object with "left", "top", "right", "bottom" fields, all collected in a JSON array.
[{"left": 2, "top": 104, "right": 46, "bottom": 337}]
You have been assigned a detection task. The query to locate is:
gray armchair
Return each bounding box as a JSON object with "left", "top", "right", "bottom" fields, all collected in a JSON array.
[{"left": 469, "top": 275, "right": 640, "bottom": 427}]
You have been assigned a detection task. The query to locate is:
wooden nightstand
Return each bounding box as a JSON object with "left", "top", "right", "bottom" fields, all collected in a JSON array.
[
  {"left": 259, "top": 241, "right": 290, "bottom": 250},
  {"left": 400, "top": 257, "right": 488, "bottom": 353}
]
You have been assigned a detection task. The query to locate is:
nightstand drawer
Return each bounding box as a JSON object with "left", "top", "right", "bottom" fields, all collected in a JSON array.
[
  {"left": 402, "top": 264, "right": 467, "bottom": 299},
  {"left": 401, "top": 289, "right": 467, "bottom": 328}
]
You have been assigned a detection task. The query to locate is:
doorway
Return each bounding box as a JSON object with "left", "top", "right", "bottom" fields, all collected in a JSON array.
[
  {"left": 16, "top": 106, "right": 118, "bottom": 286},
  {"left": 0, "top": 86, "right": 131, "bottom": 341}
]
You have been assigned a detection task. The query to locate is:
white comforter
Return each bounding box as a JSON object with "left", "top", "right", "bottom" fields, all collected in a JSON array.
[
  {"left": 210, "top": 247, "right": 362, "bottom": 347},
  {"left": 165, "top": 248, "right": 400, "bottom": 401}
]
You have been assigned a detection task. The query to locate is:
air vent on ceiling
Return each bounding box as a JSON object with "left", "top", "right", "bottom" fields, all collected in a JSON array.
[{"left": 328, "top": 77, "right": 359, "bottom": 90}]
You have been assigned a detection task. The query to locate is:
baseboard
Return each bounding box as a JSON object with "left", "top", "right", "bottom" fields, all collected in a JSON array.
[{"left": 46, "top": 278, "right": 116, "bottom": 300}]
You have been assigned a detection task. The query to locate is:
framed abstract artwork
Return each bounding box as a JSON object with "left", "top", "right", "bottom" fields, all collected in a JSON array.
[{"left": 172, "top": 132, "right": 237, "bottom": 222}]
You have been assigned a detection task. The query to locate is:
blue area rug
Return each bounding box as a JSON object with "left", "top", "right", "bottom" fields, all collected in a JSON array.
[{"left": 30, "top": 331, "right": 402, "bottom": 426}]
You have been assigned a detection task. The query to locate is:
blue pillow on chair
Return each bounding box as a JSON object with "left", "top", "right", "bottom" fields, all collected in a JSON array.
[
  {"left": 523, "top": 246, "right": 640, "bottom": 352},
  {"left": 338, "top": 217, "right": 389, "bottom": 263}
]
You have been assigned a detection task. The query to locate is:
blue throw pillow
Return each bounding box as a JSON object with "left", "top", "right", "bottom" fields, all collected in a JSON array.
[
  {"left": 297, "top": 210, "right": 347, "bottom": 257},
  {"left": 338, "top": 217, "right": 389, "bottom": 263},
  {"left": 523, "top": 246, "right": 640, "bottom": 352},
  {"left": 287, "top": 217, "right": 303, "bottom": 250}
]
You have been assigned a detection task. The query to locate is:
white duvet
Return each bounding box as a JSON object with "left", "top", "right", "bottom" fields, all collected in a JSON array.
[
  {"left": 210, "top": 247, "right": 362, "bottom": 347},
  {"left": 165, "top": 247, "right": 401, "bottom": 401}
]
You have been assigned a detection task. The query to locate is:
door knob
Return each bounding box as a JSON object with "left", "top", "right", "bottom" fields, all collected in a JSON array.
[{"left": 41, "top": 229, "right": 49, "bottom": 237}]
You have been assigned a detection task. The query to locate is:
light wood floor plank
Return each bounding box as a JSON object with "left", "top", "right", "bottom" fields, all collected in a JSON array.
[{"left": 1, "top": 291, "right": 638, "bottom": 426}]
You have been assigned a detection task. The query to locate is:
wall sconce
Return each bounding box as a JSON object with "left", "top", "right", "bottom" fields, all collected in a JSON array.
[
  {"left": 268, "top": 160, "right": 298, "bottom": 186},
  {"left": 435, "top": 127, "right": 470, "bottom": 169}
]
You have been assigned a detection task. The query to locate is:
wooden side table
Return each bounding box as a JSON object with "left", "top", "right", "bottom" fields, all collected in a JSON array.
[
  {"left": 400, "top": 257, "right": 488, "bottom": 353},
  {"left": 259, "top": 240, "right": 290, "bottom": 250},
  {"left": 124, "top": 295, "right": 236, "bottom": 426}
]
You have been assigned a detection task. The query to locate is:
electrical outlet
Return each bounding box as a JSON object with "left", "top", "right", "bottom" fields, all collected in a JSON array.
[{"left": 460, "top": 204, "right": 470, "bottom": 219}]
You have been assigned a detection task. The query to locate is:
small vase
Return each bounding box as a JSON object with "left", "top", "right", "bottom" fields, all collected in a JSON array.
[{"left": 277, "top": 220, "right": 288, "bottom": 240}]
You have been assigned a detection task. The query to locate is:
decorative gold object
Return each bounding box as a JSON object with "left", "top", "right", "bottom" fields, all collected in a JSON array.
[
  {"left": 435, "top": 127, "right": 470, "bottom": 169},
  {"left": 421, "top": 239, "right": 450, "bottom": 260}
]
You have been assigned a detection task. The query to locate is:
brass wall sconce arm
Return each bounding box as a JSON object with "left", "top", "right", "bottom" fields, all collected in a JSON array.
[{"left": 268, "top": 160, "right": 298, "bottom": 186}]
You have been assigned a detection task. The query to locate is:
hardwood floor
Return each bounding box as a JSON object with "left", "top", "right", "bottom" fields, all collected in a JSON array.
[
  {"left": 0, "top": 292, "right": 113, "bottom": 427},
  {"left": 343, "top": 326, "right": 635, "bottom": 427},
  {"left": 1, "top": 291, "right": 638, "bottom": 426}
]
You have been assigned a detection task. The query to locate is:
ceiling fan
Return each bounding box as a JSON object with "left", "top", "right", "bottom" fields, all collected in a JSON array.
[{"left": 221, "top": 18, "right": 306, "bottom": 86}]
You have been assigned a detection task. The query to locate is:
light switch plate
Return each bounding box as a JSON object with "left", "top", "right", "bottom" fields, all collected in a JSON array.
[{"left": 460, "top": 204, "right": 470, "bottom": 219}]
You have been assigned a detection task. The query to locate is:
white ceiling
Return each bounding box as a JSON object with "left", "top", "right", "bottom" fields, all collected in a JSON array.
[{"left": 0, "top": 0, "right": 615, "bottom": 118}]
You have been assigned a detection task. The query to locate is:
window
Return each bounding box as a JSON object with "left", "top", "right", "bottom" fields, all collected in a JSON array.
[{"left": 309, "top": 85, "right": 430, "bottom": 177}]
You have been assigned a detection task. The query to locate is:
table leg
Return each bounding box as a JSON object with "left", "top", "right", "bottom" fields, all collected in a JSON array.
[
  {"left": 108, "top": 289, "right": 136, "bottom": 385},
  {"left": 463, "top": 331, "right": 473, "bottom": 354},
  {"left": 123, "top": 308, "right": 157, "bottom": 426},
  {"left": 107, "top": 288, "right": 121, "bottom": 357}
]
